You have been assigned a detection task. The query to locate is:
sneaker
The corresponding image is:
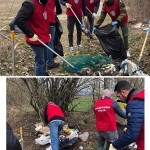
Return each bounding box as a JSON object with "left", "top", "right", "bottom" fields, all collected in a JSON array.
[
  {"left": 70, "top": 46, "right": 74, "bottom": 52},
  {"left": 77, "top": 44, "right": 83, "bottom": 49},
  {"left": 47, "top": 63, "right": 59, "bottom": 70},
  {"left": 127, "top": 50, "right": 130, "bottom": 57}
]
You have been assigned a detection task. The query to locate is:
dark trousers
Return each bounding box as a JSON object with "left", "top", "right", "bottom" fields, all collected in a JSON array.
[
  {"left": 85, "top": 13, "right": 94, "bottom": 34},
  {"left": 120, "top": 23, "right": 129, "bottom": 51},
  {"left": 67, "top": 16, "right": 82, "bottom": 47}
]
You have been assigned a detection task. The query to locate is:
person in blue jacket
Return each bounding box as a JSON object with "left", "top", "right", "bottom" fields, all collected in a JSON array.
[{"left": 109, "top": 80, "right": 144, "bottom": 150}]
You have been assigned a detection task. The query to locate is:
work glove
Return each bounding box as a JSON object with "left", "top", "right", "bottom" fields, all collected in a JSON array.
[
  {"left": 92, "top": 13, "right": 97, "bottom": 18},
  {"left": 109, "top": 144, "right": 117, "bottom": 150},
  {"left": 66, "top": 3, "right": 72, "bottom": 8},
  {"left": 146, "top": 28, "right": 150, "bottom": 33},
  {"left": 121, "top": 59, "right": 127, "bottom": 73},
  {"left": 92, "top": 26, "right": 97, "bottom": 33},
  {"left": 83, "top": 16, "right": 88, "bottom": 23},
  {"left": 29, "top": 34, "right": 38, "bottom": 41},
  {"left": 112, "top": 21, "right": 118, "bottom": 26},
  {"left": 81, "top": 24, "right": 85, "bottom": 30}
]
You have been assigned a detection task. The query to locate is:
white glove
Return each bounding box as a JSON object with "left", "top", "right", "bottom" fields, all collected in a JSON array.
[
  {"left": 92, "top": 13, "right": 97, "bottom": 18},
  {"left": 66, "top": 3, "right": 72, "bottom": 8},
  {"left": 109, "top": 144, "right": 117, "bottom": 150},
  {"left": 29, "top": 34, "right": 38, "bottom": 41}
]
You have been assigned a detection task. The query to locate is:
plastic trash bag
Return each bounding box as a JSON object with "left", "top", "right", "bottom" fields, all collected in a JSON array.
[
  {"left": 53, "top": 16, "right": 64, "bottom": 58},
  {"left": 94, "top": 24, "right": 127, "bottom": 61},
  {"left": 35, "top": 134, "right": 50, "bottom": 145},
  {"left": 78, "top": 132, "right": 89, "bottom": 142}
]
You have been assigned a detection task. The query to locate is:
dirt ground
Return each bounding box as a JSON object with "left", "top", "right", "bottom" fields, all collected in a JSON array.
[
  {"left": 7, "top": 104, "right": 97, "bottom": 150},
  {"left": 0, "top": 1, "right": 150, "bottom": 76}
]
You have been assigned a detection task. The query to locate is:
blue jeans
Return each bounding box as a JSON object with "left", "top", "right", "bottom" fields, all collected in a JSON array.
[
  {"left": 31, "top": 45, "right": 48, "bottom": 76},
  {"left": 47, "top": 26, "right": 55, "bottom": 67},
  {"left": 49, "top": 120, "right": 64, "bottom": 150}
]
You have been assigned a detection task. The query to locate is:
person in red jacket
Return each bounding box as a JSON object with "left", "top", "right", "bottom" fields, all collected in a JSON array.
[
  {"left": 44, "top": 102, "right": 65, "bottom": 150},
  {"left": 94, "top": 89, "right": 126, "bottom": 150},
  {"left": 85, "top": 0, "right": 100, "bottom": 40},
  {"left": 60, "top": 0, "right": 87, "bottom": 52},
  {"left": 14, "top": 0, "right": 50, "bottom": 76},
  {"left": 109, "top": 81, "right": 144, "bottom": 150},
  {"left": 94, "top": 0, "right": 130, "bottom": 57}
]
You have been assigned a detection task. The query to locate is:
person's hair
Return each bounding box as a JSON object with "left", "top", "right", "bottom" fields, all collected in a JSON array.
[
  {"left": 114, "top": 80, "right": 132, "bottom": 92},
  {"left": 102, "top": 89, "right": 112, "bottom": 97}
]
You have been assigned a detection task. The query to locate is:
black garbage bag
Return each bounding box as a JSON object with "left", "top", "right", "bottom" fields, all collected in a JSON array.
[
  {"left": 94, "top": 24, "right": 127, "bottom": 61},
  {"left": 53, "top": 17, "right": 64, "bottom": 58}
]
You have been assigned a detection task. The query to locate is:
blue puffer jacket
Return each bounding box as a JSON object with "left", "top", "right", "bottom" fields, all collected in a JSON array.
[{"left": 112, "top": 89, "right": 144, "bottom": 149}]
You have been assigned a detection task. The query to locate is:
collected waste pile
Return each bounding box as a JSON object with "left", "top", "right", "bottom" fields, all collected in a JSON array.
[
  {"left": 63, "top": 55, "right": 146, "bottom": 76},
  {"left": 34, "top": 122, "right": 89, "bottom": 150}
]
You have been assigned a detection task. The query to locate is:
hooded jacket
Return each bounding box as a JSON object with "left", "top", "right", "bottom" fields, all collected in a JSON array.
[
  {"left": 112, "top": 89, "right": 144, "bottom": 150},
  {"left": 14, "top": 0, "right": 50, "bottom": 45}
]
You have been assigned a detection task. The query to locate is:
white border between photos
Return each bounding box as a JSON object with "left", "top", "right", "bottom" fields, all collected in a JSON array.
[
  {"left": 0, "top": 77, "right": 6, "bottom": 150},
  {"left": 145, "top": 77, "right": 150, "bottom": 150}
]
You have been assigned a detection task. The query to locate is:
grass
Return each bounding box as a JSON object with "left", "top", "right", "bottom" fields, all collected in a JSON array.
[{"left": 69, "top": 96, "right": 93, "bottom": 112}]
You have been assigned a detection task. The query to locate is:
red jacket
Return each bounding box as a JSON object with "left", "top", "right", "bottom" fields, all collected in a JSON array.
[
  {"left": 94, "top": 97, "right": 117, "bottom": 131},
  {"left": 47, "top": 103, "right": 64, "bottom": 122},
  {"left": 103, "top": 0, "right": 128, "bottom": 26},
  {"left": 48, "top": 0, "right": 56, "bottom": 23},
  {"left": 66, "top": 0, "right": 82, "bottom": 16},
  {"left": 86, "top": 0, "right": 99, "bottom": 13},
  {"left": 129, "top": 89, "right": 144, "bottom": 150},
  {"left": 26, "top": 0, "right": 50, "bottom": 44}
]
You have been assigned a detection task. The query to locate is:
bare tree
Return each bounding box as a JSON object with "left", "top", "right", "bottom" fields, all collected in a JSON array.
[{"left": 125, "top": 0, "right": 150, "bottom": 22}]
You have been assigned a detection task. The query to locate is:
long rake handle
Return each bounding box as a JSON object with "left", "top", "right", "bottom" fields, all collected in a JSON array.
[
  {"left": 10, "top": 31, "right": 15, "bottom": 75},
  {"left": 137, "top": 32, "right": 149, "bottom": 64},
  {"left": 86, "top": 7, "right": 98, "bottom": 21},
  {"left": 37, "top": 39, "right": 76, "bottom": 69},
  {"left": 139, "top": 32, "right": 149, "bottom": 57},
  {"left": 70, "top": 7, "right": 82, "bottom": 25},
  {"left": 0, "top": 26, "right": 6, "bottom": 32}
]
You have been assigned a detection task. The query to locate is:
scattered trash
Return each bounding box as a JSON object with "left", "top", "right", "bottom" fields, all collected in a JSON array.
[
  {"left": 79, "top": 146, "right": 84, "bottom": 150},
  {"left": 35, "top": 134, "right": 50, "bottom": 145},
  {"left": 79, "top": 132, "right": 89, "bottom": 142},
  {"left": 35, "top": 125, "right": 42, "bottom": 131},
  {"left": 131, "top": 22, "right": 142, "bottom": 29}
]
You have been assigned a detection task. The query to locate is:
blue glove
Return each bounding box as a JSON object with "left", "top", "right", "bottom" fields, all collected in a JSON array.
[
  {"left": 146, "top": 28, "right": 150, "bottom": 33},
  {"left": 112, "top": 21, "right": 118, "bottom": 26},
  {"left": 92, "top": 27, "right": 96, "bottom": 33},
  {"left": 81, "top": 24, "right": 85, "bottom": 29},
  {"left": 121, "top": 59, "right": 127, "bottom": 72}
]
